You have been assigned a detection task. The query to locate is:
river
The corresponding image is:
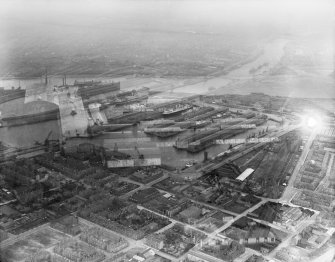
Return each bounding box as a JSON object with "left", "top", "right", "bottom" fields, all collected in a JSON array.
[
  {"left": 0, "top": 37, "right": 307, "bottom": 166},
  {"left": 63, "top": 119, "right": 280, "bottom": 169}
]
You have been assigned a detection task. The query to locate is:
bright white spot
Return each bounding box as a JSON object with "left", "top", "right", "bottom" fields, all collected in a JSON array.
[{"left": 306, "top": 116, "right": 317, "bottom": 128}]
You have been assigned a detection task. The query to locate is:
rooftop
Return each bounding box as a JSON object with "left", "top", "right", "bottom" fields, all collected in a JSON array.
[{"left": 236, "top": 168, "right": 254, "bottom": 181}]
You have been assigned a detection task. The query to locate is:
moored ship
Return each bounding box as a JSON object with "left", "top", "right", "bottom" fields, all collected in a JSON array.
[
  {"left": 76, "top": 81, "right": 121, "bottom": 99},
  {"left": 144, "top": 126, "right": 185, "bottom": 138},
  {"left": 0, "top": 87, "right": 26, "bottom": 104},
  {"left": 73, "top": 80, "right": 102, "bottom": 87},
  {"left": 112, "top": 87, "right": 149, "bottom": 106},
  {"left": 0, "top": 101, "right": 60, "bottom": 127},
  {"left": 163, "top": 104, "right": 192, "bottom": 117},
  {"left": 113, "top": 94, "right": 148, "bottom": 106}
]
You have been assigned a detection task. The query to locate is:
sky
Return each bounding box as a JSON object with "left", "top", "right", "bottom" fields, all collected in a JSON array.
[
  {"left": 0, "top": 0, "right": 333, "bottom": 82},
  {"left": 0, "top": 0, "right": 333, "bottom": 29}
]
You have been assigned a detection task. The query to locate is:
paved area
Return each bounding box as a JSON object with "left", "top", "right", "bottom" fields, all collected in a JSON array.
[
  {"left": 281, "top": 130, "right": 316, "bottom": 202},
  {"left": 58, "top": 87, "right": 89, "bottom": 137}
]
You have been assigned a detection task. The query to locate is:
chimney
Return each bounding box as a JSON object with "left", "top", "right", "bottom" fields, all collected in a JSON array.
[
  {"left": 204, "top": 151, "right": 208, "bottom": 162},
  {"left": 45, "top": 68, "right": 48, "bottom": 85}
]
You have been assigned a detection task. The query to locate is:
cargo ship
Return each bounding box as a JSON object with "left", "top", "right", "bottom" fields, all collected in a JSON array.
[
  {"left": 113, "top": 94, "right": 148, "bottom": 106},
  {"left": 73, "top": 80, "right": 102, "bottom": 87},
  {"left": 144, "top": 119, "right": 211, "bottom": 138},
  {"left": 144, "top": 126, "right": 185, "bottom": 138},
  {"left": 87, "top": 123, "right": 133, "bottom": 136},
  {"left": 1, "top": 111, "right": 59, "bottom": 127},
  {"left": 0, "top": 87, "right": 26, "bottom": 104},
  {"left": 193, "top": 120, "right": 212, "bottom": 128},
  {"left": 110, "top": 87, "right": 149, "bottom": 106},
  {"left": 107, "top": 110, "right": 163, "bottom": 124},
  {"left": 163, "top": 104, "right": 192, "bottom": 117},
  {"left": 0, "top": 101, "right": 59, "bottom": 127},
  {"left": 185, "top": 128, "right": 246, "bottom": 153},
  {"left": 76, "top": 81, "right": 121, "bottom": 99},
  {"left": 171, "top": 107, "right": 214, "bottom": 122}
]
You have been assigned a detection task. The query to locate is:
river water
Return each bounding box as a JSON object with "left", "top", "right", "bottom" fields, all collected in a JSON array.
[
  {"left": 62, "top": 119, "right": 280, "bottom": 169},
  {"left": 0, "top": 38, "right": 301, "bottom": 166}
]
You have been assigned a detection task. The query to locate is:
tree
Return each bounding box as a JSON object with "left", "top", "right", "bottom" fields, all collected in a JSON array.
[
  {"left": 173, "top": 224, "right": 185, "bottom": 234},
  {"left": 109, "top": 198, "right": 123, "bottom": 211},
  {"left": 165, "top": 231, "right": 182, "bottom": 245}
]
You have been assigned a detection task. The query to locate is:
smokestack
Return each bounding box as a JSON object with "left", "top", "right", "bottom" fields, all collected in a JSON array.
[
  {"left": 204, "top": 151, "right": 208, "bottom": 162},
  {"left": 64, "top": 74, "right": 67, "bottom": 86},
  {"left": 62, "top": 78, "right": 64, "bottom": 86},
  {"left": 45, "top": 68, "right": 48, "bottom": 85}
]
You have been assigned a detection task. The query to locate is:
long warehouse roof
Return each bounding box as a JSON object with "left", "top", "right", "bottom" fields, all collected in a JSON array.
[{"left": 236, "top": 168, "right": 254, "bottom": 181}]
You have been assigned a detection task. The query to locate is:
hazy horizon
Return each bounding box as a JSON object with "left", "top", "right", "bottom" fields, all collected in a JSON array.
[{"left": 0, "top": 0, "right": 334, "bottom": 97}]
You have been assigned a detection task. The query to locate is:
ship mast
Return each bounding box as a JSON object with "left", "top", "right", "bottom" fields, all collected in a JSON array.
[{"left": 45, "top": 68, "right": 48, "bottom": 85}]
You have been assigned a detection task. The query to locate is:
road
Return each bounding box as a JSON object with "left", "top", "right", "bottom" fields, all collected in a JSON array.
[
  {"left": 117, "top": 170, "right": 284, "bottom": 261},
  {"left": 315, "top": 153, "right": 334, "bottom": 192},
  {"left": 0, "top": 199, "right": 17, "bottom": 207},
  {"left": 209, "top": 199, "right": 268, "bottom": 237},
  {"left": 0, "top": 223, "right": 50, "bottom": 249},
  {"left": 77, "top": 217, "right": 154, "bottom": 259},
  {"left": 119, "top": 172, "right": 170, "bottom": 199},
  {"left": 281, "top": 129, "right": 317, "bottom": 202},
  {"left": 1, "top": 126, "right": 320, "bottom": 262},
  {"left": 265, "top": 211, "right": 319, "bottom": 261},
  {"left": 122, "top": 169, "right": 301, "bottom": 259}
]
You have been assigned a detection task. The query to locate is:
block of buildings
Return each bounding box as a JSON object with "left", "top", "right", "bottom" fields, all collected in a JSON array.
[{"left": 80, "top": 226, "right": 128, "bottom": 253}]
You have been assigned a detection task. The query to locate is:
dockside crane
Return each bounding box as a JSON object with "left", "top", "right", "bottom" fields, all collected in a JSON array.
[
  {"left": 34, "top": 131, "right": 53, "bottom": 146},
  {"left": 44, "top": 131, "right": 53, "bottom": 146},
  {"left": 134, "top": 145, "right": 144, "bottom": 160}
]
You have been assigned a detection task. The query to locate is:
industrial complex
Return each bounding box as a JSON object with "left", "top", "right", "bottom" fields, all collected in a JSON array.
[
  {"left": 0, "top": 75, "right": 334, "bottom": 262},
  {"left": 0, "top": 1, "right": 334, "bottom": 261}
]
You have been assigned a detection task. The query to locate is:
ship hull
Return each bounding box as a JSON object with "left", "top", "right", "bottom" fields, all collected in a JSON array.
[
  {"left": 144, "top": 130, "right": 184, "bottom": 138},
  {"left": 113, "top": 95, "right": 148, "bottom": 106},
  {"left": 1, "top": 109, "right": 59, "bottom": 127},
  {"left": 0, "top": 89, "right": 26, "bottom": 104},
  {"left": 163, "top": 107, "right": 192, "bottom": 117},
  {"left": 77, "top": 82, "right": 121, "bottom": 99}
]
